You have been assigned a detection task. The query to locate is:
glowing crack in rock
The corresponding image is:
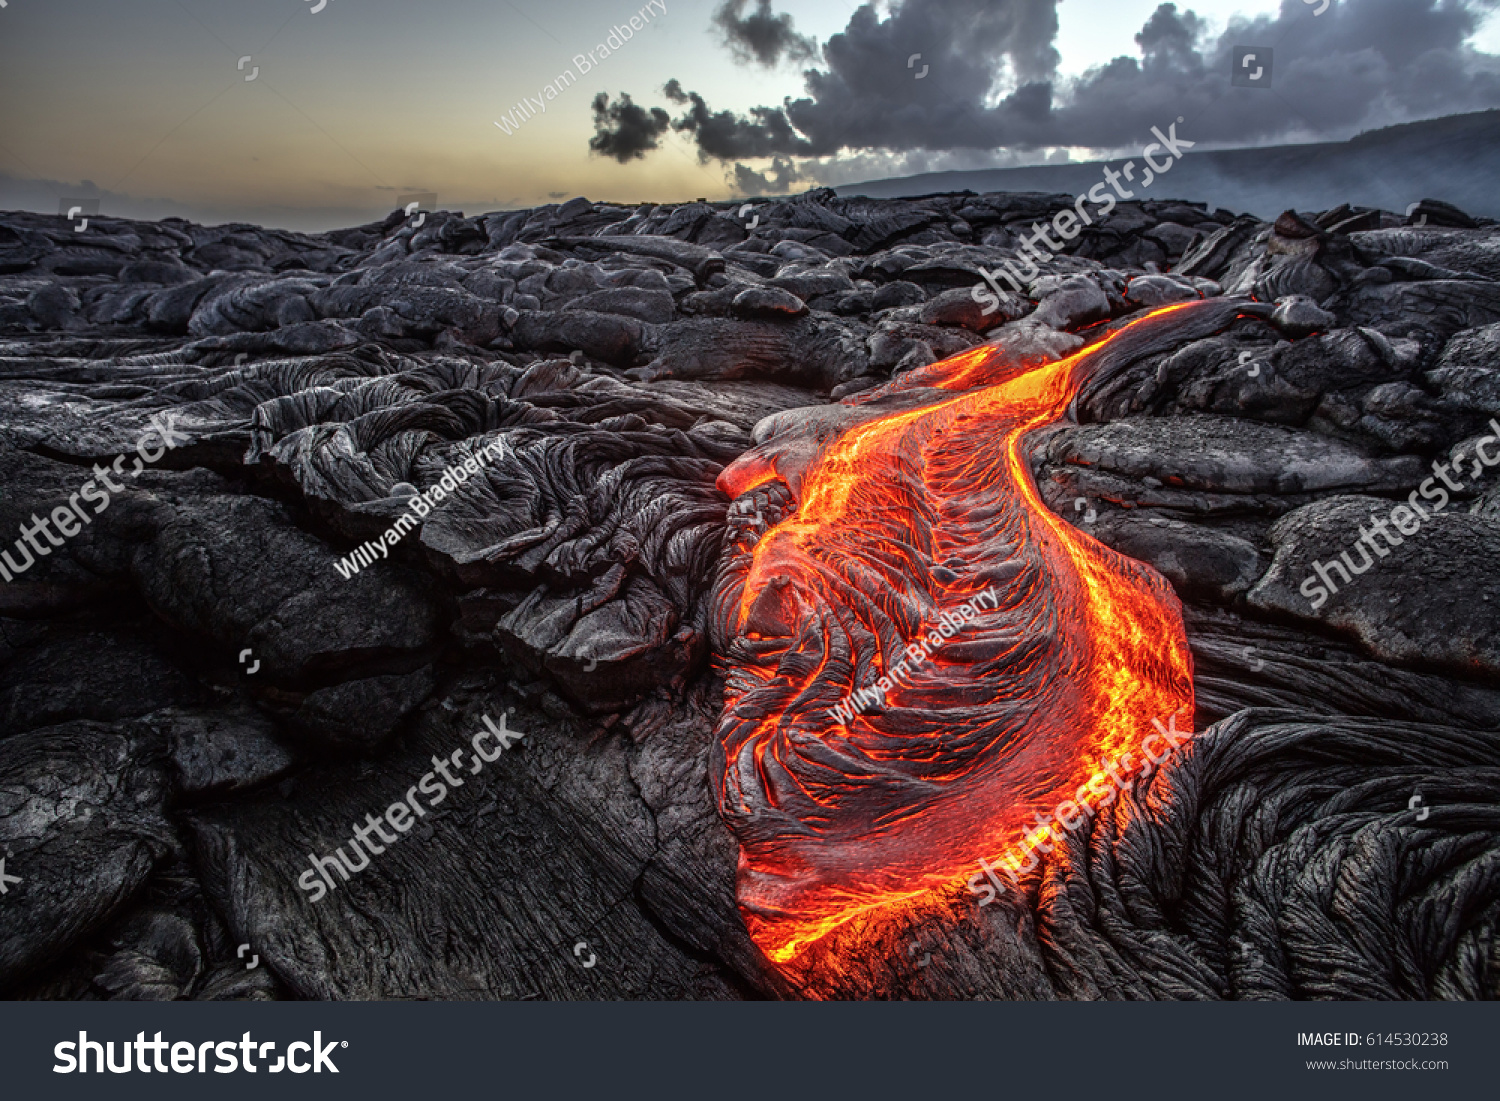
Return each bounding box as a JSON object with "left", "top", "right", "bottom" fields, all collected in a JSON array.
[{"left": 710, "top": 298, "right": 1269, "bottom": 963}]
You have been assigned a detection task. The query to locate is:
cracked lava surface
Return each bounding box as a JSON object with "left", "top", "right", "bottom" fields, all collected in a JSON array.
[{"left": 711, "top": 300, "right": 1264, "bottom": 963}]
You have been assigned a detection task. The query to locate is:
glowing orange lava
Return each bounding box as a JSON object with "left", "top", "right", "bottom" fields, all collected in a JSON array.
[{"left": 712, "top": 301, "right": 1257, "bottom": 964}]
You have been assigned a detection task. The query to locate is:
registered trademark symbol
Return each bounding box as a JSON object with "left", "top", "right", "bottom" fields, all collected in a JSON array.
[{"left": 341, "top": 1041, "right": 348, "bottom": 1047}]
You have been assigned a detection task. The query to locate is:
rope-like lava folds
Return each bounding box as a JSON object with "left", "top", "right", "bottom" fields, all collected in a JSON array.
[{"left": 711, "top": 299, "right": 1269, "bottom": 963}]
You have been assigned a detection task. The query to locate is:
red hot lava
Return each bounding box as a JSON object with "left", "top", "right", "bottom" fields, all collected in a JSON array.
[{"left": 711, "top": 299, "right": 1267, "bottom": 964}]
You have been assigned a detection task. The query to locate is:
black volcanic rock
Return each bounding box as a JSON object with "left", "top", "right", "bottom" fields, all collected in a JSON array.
[
  {"left": 0, "top": 183, "right": 1497, "bottom": 1001},
  {"left": 0, "top": 722, "right": 174, "bottom": 986},
  {"left": 730, "top": 285, "right": 807, "bottom": 319},
  {"left": 1249, "top": 495, "right": 1500, "bottom": 678}
]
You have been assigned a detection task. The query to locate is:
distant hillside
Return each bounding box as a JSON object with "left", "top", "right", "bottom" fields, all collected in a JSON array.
[{"left": 835, "top": 111, "right": 1500, "bottom": 219}]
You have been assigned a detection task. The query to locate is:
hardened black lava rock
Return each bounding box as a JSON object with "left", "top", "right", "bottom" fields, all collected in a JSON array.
[{"left": 0, "top": 188, "right": 1496, "bottom": 1000}]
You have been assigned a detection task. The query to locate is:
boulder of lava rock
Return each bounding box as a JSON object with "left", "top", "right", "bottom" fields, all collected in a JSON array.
[
  {"left": 635, "top": 315, "right": 870, "bottom": 390},
  {"left": 0, "top": 722, "right": 175, "bottom": 987},
  {"left": 1030, "top": 274, "right": 1111, "bottom": 330},
  {"left": 1081, "top": 513, "right": 1266, "bottom": 604},
  {"left": 920, "top": 285, "right": 1029, "bottom": 332},
  {"left": 564, "top": 286, "right": 677, "bottom": 325},
  {"left": 136, "top": 704, "right": 297, "bottom": 799},
  {"left": 510, "top": 309, "right": 644, "bottom": 366},
  {"left": 730, "top": 285, "right": 808, "bottom": 319},
  {"left": 0, "top": 448, "right": 168, "bottom": 617},
  {"left": 1249, "top": 494, "right": 1500, "bottom": 678},
  {"left": 1043, "top": 415, "right": 1425, "bottom": 501},
  {"left": 129, "top": 493, "right": 440, "bottom": 752},
  {"left": 1123, "top": 274, "right": 1201, "bottom": 309},
  {"left": 1270, "top": 294, "right": 1337, "bottom": 337}
]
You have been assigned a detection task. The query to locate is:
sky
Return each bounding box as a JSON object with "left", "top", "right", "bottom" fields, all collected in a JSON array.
[{"left": 1, "top": 0, "right": 1498, "bottom": 230}]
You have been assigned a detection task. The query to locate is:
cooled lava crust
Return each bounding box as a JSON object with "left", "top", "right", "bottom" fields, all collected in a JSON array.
[{"left": 711, "top": 298, "right": 1271, "bottom": 962}]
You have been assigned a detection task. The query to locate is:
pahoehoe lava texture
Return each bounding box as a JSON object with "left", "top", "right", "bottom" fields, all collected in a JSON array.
[
  {"left": 0, "top": 192, "right": 1496, "bottom": 999},
  {"left": 710, "top": 300, "right": 1272, "bottom": 961}
]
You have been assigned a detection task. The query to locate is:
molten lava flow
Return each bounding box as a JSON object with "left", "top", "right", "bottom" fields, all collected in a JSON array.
[{"left": 711, "top": 299, "right": 1265, "bottom": 964}]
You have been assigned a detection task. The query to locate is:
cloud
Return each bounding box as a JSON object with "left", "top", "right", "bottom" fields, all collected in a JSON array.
[
  {"left": 1053, "top": 0, "right": 1500, "bottom": 149},
  {"left": 732, "top": 156, "right": 804, "bottom": 195},
  {"left": 588, "top": 92, "right": 673, "bottom": 162},
  {"left": 605, "top": 0, "right": 1063, "bottom": 161},
  {"left": 602, "top": 0, "right": 1500, "bottom": 168},
  {"left": 665, "top": 78, "right": 816, "bottom": 159},
  {"left": 727, "top": 141, "right": 1071, "bottom": 196},
  {"left": 1134, "top": 1, "right": 1207, "bottom": 70},
  {"left": 712, "top": 0, "right": 819, "bottom": 66}
]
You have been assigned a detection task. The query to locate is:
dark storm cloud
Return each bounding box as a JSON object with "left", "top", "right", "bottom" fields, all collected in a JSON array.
[
  {"left": 605, "top": 0, "right": 1500, "bottom": 164},
  {"left": 732, "top": 156, "right": 803, "bottom": 195},
  {"left": 665, "top": 0, "right": 1059, "bottom": 159},
  {"left": 588, "top": 93, "right": 673, "bottom": 162},
  {"left": 1055, "top": 0, "right": 1500, "bottom": 149},
  {"left": 664, "top": 78, "right": 815, "bottom": 159},
  {"left": 1134, "top": 1, "right": 1207, "bottom": 68},
  {"left": 712, "top": 0, "right": 819, "bottom": 66}
]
